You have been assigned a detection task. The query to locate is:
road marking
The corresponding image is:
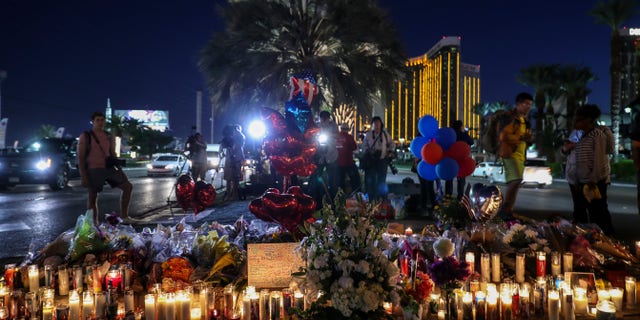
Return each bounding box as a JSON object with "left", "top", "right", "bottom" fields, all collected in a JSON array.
[{"left": 0, "top": 222, "right": 31, "bottom": 232}]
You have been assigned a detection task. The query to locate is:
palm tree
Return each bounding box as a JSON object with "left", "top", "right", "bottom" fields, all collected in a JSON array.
[
  {"left": 34, "top": 124, "right": 57, "bottom": 139},
  {"left": 517, "top": 63, "right": 560, "bottom": 154},
  {"left": 590, "top": 0, "right": 638, "bottom": 161},
  {"left": 473, "top": 101, "right": 510, "bottom": 152},
  {"left": 558, "top": 64, "right": 596, "bottom": 132},
  {"left": 199, "top": 0, "right": 406, "bottom": 122}
]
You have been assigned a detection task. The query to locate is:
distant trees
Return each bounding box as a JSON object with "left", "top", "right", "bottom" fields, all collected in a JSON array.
[
  {"left": 198, "top": 0, "right": 406, "bottom": 121},
  {"left": 106, "top": 115, "right": 174, "bottom": 159}
]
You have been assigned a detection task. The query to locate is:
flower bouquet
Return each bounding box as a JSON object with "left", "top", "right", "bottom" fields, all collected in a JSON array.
[
  {"left": 297, "top": 192, "right": 400, "bottom": 319},
  {"left": 501, "top": 223, "right": 550, "bottom": 254},
  {"left": 427, "top": 238, "right": 471, "bottom": 320}
]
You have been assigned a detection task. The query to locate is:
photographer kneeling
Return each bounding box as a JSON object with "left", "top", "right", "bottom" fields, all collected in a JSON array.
[{"left": 361, "top": 116, "right": 395, "bottom": 201}]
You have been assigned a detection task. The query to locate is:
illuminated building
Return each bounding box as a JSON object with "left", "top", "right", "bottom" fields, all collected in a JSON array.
[
  {"left": 620, "top": 27, "right": 640, "bottom": 106},
  {"left": 386, "top": 36, "right": 481, "bottom": 142}
]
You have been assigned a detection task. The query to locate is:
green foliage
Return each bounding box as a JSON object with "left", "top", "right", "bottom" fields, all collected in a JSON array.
[
  {"left": 611, "top": 159, "right": 636, "bottom": 182},
  {"left": 434, "top": 198, "right": 471, "bottom": 229}
]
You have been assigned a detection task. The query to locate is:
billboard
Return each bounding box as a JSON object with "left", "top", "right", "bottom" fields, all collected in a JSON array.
[{"left": 114, "top": 110, "right": 169, "bottom": 132}]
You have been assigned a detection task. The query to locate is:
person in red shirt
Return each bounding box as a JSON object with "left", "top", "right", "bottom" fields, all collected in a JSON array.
[{"left": 336, "top": 123, "right": 361, "bottom": 194}]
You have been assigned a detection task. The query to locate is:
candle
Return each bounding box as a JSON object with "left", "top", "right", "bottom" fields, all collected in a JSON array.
[
  {"left": 191, "top": 307, "right": 201, "bottom": 320},
  {"left": 42, "top": 305, "right": 53, "bottom": 320},
  {"left": 563, "top": 288, "right": 575, "bottom": 320},
  {"left": 548, "top": 290, "right": 559, "bottom": 320},
  {"left": 501, "top": 292, "right": 512, "bottom": 320},
  {"left": 58, "top": 265, "right": 69, "bottom": 296},
  {"left": 534, "top": 277, "right": 546, "bottom": 315},
  {"left": 465, "top": 251, "right": 475, "bottom": 274},
  {"left": 491, "top": 253, "right": 500, "bottom": 283},
  {"left": 269, "top": 291, "right": 281, "bottom": 320},
  {"left": 595, "top": 300, "right": 616, "bottom": 320},
  {"left": 404, "top": 227, "right": 413, "bottom": 236},
  {"left": 609, "top": 287, "right": 623, "bottom": 311},
  {"left": 167, "top": 293, "right": 177, "bottom": 320},
  {"left": 243, "top": 294, "right": 252, "bottom": 320},
  {"left": 626, "top": 276, "right": 636, "bottom": 308},
  {"left": 462, "top": 292, "right": 473, "bottom": 320},
  {"left": 177, "top": 291, "right": 191, "bottom": 320},
  {"left": 56, "top": 303, "right": 70, "bottom": 320},
  {"left": 92, "top": 265, "right": 102, "bottom": 293},
  {"left": 82, "top": 291, "right": 94, "bottom": 319},
  {"left": 475, "top": 291, "right": 486, "bottom": 320},
  {"left": 4, "top": 264, "right": 15, "bottom": 290},
  {"left": 382, "top": 301, "right": 392, "bottom": 314},
  {"left": 536, "top": 252, "right": 546, "bottom": 277},
  {"left": 486, "top": 292, "right": 498, "bottom": 320},
  {"left": 574, "top": 287, "right": 588, "bottom": 315},
  {"left": 563, "top": 252, "right": 573, "bottom": 273},
  {"left": 69, "top": 290, "right": 81, "bottom": 320},
  {"left": 597, "top": 289, "right": 611, "bottom": 302},
  {"left": 259, "top": 289, "right": 270, "bottom": 320},
  {"left": 44, "top": 264, "right": 54, "bottom": 288},
  {"left": 72, "top": 265, "right": 83, "bottom": 293},
  {"left": 105, "top": 268, "right": 122, "bottom": 291},
  {"left": 249, "top": 292, "right": 260, "bottom": 320},
  {"left": 28, "top": 265, "right": 39, "bottom": 292},
  {"left": 550, "top": 252, "right": 561, "bottom": 277},
  {"left": 519, "top": 284, "right": 530, "bottom": 319},
  {"left": 437, "top": 310, "right": 445, "bottom": 320},
  {"left": 124, "top": 288, "right": 135, "bottom": 313},
  {"left": 95, "top": 291, "right": 107, "bottom": 318},
  {"left": 293, "top": 291, "right": 304, "bottom": 311},
  {"left": 157, "top": 293, "right": 167, "bottom": 320},
  {"left": 145, "top": 294, "right": 157, "bottom": 320},
  {"left": 480, "top": 253, "right": 490, "bottom": 282},
  {"left": 224, "top": 284, "right": 235, "bottom": 319},
  {"left": 515, "top": 253, "right": 525, "bottom": 283}
]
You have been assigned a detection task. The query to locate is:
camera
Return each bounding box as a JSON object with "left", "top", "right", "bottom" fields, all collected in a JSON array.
[{"left": 386, "top": 151, "right": 398, "bottom": 175}]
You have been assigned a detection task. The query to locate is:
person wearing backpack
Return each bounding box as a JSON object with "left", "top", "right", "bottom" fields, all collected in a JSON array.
[
  {"left": 77, "top": 111, "right": 133, "bottom": 226},
  {"left": 445, "top": 120, "right": 474, "bottom": 200},
  {"left": 497, "top": 92, "right": 534, "bottom": 220}
]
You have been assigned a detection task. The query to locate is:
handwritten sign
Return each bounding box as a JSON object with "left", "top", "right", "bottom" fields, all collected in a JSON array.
[{"left": 247, "top": 243, "right": 304, "bottom": 288}]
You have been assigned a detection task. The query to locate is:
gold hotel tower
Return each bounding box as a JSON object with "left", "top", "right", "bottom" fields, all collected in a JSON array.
[{"left": 386, "top": 36, "right": 481, "bottom": 143}]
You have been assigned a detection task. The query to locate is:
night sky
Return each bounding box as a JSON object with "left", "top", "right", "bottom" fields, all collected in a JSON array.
[{"left": 1, "top": 0, "right": 638, "bottom": 145}]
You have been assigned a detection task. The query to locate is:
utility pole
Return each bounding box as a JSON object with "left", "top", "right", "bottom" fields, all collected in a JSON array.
[
  {"left": 196, "top": 90, "right": 202, "bottom": 135},
  {"left": 0, "top": 70, "right": 7, "bottom": 120}
]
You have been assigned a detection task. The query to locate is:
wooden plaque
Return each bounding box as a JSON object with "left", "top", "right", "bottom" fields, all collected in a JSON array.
[{"left": 247, "top": 242, "right": 304, "bottom": 288}]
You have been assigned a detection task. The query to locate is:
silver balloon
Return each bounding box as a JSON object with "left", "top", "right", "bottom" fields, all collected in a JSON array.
[{"left": 468, "top": 183, "right": 503, "bottom": 222}]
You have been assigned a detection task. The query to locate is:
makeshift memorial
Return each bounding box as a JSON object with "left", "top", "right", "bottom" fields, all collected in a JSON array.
[
  {"left": 297, "top": 192, "right": 400, "bottom": 319},
  {"left": 175, "top": 175, "right": 216, "bottom": 214},
  {"left": 501, "top": 223, "right": 549, "bottom": 254},
  {"left": 427, "top": 238, "right": 471, "bottom": 320}
]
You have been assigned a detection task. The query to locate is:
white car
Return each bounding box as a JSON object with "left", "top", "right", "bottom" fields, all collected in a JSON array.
[
  {"left": 487, "top": 158, "right": 553, "bottom": 187},
  {"left": 472, "top": 161, "right": 501, "bottom": 178},
  {"left": 147, "top": 154, "right": 191, "bottom": 176}
]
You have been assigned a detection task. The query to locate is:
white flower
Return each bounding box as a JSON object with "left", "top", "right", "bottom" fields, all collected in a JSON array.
[
  {"left": 356, "top": 260, "right": 371, "bottom": 274},
  {"left": 433, "top": 237, "right": 455, "bottom": 258},
  {"left": 524, "top": 229, "right": 538, "bottom": 239},
  {"left": 338, "top": 275, "right": 353, "bottom": 289}
]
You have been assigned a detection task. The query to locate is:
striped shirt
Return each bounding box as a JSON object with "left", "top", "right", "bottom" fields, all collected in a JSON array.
[{"left": 574, "top": 128, "right": 610, "bottom": 184}]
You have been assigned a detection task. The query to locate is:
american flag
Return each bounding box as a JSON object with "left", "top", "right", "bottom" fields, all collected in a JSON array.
[{"left": 289, "top": 74, "right": 319, "bottom": 105}]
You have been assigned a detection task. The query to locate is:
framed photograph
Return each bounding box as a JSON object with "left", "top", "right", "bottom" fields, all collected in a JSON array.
[{"left": 566, "top": 272, "right": 598, "bottom": 304}]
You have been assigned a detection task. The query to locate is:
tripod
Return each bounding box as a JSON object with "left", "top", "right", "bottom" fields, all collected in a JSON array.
[{"left": 166, "top": 153, "right": 193, "bottom": 218}]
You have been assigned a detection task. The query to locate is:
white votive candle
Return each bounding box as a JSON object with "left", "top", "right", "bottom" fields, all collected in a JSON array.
[
  {"left": 481, "top": 253, "right": 491, "bottom": 282},
  {"left": 28, "top": 265, "right": 39, "bottom": 292},
  {"left": 548, "top": 290, "right": 559, "bottom": 320},
  {"left": 491, "top": 253, "right": 501, "bottom": 283},
  {"left": 626, "top": 276, "right": 636, "bottom": 308},
  {"left": 609, "top": 288, "right": 623, "bottom": 311},
  {"left": 462, "top": 291, "right": 473, "bottom": 320},
  {"left": 574, "top": 287, "right": 588, "bottom": 315},
  {"left": 465, "top": 251, "right": 475, "bottom": 274},
  {"left": 176, "top": 291, "right": 191, "bottom": 320},
  {"left": 515, "top": 253, "right": 525, "bottom": 283},
  {"left": 596, "top": 300, "right": 616, "bottom": 320},
  {"left": 562, "top": 252, "right": 573, "bottom": 273},
  {"left": 82, "top": 291, "right": 94, "bottom": 319},
  {"left": 69, "top": 290, "right": 80, "bottom": 320},
  {"left": 550, "top": 252, "right": 561, "bottom": 276},
  {"left": 145, "top": 294, "right": 157, "bottom": 320}
]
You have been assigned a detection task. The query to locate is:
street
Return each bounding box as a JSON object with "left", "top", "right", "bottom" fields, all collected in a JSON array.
[{"left": 0, "top": 167, "right": 637, "bottom": 264}]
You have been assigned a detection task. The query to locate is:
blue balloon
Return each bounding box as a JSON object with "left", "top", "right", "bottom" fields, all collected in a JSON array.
[
  {"left": 410, "top": 136, "right": 428, "bottom": 158},
  {"left": 418, "top": 115, "right": 439, "bottom": 139},
  {"left": 285, "top": 93, "right": 311, "bottom": 133},
  {"left": 436, "top": 127, "right": 457, "bottom": 150},
  {"left": 436, "top": 157, "right": 459, "bottom": 180},
  {"left": 417, "top": 161, "right": 438, "bottom": 181}
]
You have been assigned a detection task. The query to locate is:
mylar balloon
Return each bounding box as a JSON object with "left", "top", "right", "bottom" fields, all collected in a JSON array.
[
  {"left": 193, "top": 181, "right": 216, "bottom": 214},
  {"left": 444, "top": 141, "right": 472, "bottom": 161},
  {"left": 435, "top": 157, "right": 459, "bottom": 180},
  {"left": 261, "top": 107, "right": 287, "bottom": 135},
  {"left": 435, "top": 128, "right": 457, "bottom": 150},
  {"left": 285, "top": 94, "right": 312, "bottom": 133},
  {"left": 457, "top": 157, "right": 476, "bottom": 178},
  {"left": 421, "top": 141, "right": 443, "bottom": 165},
  {"left": 469, "top": 183, "right": 503, "bottom": 222},
  {"left": 418, "top": 115, "right": 439, "bottom": 139},
  {"left": 417, "top": 161, "right": 438, "bottom": 181},
  {"left": 410, "top": 136, "right": 428, "bottom": 159},
  {"left": 175, "top": 174, "right": 195, "bottom": 211}
]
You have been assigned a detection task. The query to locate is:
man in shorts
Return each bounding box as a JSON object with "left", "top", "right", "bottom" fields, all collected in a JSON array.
[
  {"left": 498, "top": 92, "right": 534, "bottom": 220},
  {"left": 78, "top": 111, "right": 133, "bottom": 225}
]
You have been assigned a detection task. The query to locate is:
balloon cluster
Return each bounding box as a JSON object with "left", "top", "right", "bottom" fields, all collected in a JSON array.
[
  {"left": 410, "top": 115, "right": 476, "bottom": 181},
  {"left": 249, "top": 73, "right": 321, "bottom": 234},
  {"left": 249, "top": 186, "right": 316, "bottom": 235},
  {"left": 175, "top": 175, "right": 216, "bottom": 215}
]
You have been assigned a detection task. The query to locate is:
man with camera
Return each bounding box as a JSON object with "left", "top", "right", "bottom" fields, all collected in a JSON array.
[
  {"left": 185, "top": 132, "right": 207, "bottom": 181},
  {"left": 78, "top": 111, "right": 133, "bottom": 226},
  {"left": 310, "top": 111, "right": 339, "bottom": 205},
  {"left": 361, "top": 116, "right": 396, "bottom": 201}
]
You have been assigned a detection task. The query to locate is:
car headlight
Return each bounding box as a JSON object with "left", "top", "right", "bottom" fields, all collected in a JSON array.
[
  {"left": 210, "top": 158, "right": 220, "bottom": 166},
  {"left": 146, "top": 164, "right": 153, "bottom": 169},
  {"left": 166, "top": 164, "right": 176, "bottom": 169},
  {"left": 36, "top": 158, "right": 52, "bottom": 170}
]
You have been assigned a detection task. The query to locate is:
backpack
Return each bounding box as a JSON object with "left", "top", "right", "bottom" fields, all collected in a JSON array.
[{"left": 481, "top": 109, "right": 511, "bottom": 155}]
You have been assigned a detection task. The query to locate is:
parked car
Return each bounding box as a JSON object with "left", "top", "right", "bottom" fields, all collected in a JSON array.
[
  {"left": 147, "top": 154, "right": 190, "bottom": 176},
  {"left": 487, "top": 158, "right": 553, "bottom": 187},
  {"left": 472, "top": 161, "right": 500, "bottom": 178},
  {"left": 0, "top": 137, "right": 79, "bottom": 190}
]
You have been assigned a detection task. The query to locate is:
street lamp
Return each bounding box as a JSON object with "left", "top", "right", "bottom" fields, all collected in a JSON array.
[{"left": 0, "top": 70, "right": 6, "bottom": 119}]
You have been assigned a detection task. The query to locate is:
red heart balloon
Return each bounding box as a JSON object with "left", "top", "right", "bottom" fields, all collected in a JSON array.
[
  {"left": 286, "top": 186, "right": 303, "bottom": 196},
  {"left": 295, "top": 162, "right": 317, "bottom": 177},
  {"left": 300, "top": 144, "right": 317, "bottom": 160},
  {"left": 249, "top": 198, "right": 274, "bottom": 222},
  {"left": 304, "top": 125, "right": 321, "bottom": 141},
  {"left": 193, "top": 181, "right": 216, "bottom": 214},
  {"left": 261, "top": 107, "right": 287, "bottom": 134},
  {"left": 175, "top": 174, "right": 195, "bottom": 211}
]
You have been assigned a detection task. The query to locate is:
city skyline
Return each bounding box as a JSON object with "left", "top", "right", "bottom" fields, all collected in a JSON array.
[{"left": 1, "top": 0, "right": 639, "bottom": 145}]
